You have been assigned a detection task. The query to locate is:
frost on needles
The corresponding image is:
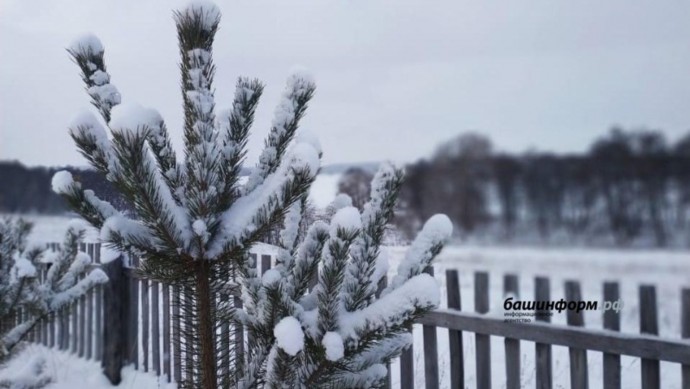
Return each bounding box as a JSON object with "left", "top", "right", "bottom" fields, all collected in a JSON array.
[
  {"left": 53, "top": 1, "right": 452, "bottom": 388},
  {"left": 0, "top": 219, "right": 108, "bottom": 360}
]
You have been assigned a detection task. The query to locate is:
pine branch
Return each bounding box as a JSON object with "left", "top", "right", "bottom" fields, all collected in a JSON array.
[
  {"left": 344, "top": 164, "right": 404, "bottom": 311},
  {"left": 245, "top": 73, "right": 316, "bottom": 193},
  {"left": 67, "top": 34, "right": 121, "bottom": 123}
]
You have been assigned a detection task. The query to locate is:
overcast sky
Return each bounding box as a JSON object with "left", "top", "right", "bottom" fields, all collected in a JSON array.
[{"left": 1, "top": 0, "right": 689, "bottom": 167}]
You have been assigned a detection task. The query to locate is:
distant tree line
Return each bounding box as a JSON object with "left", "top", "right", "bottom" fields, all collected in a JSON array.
[
  {"left": 0, "top": 161, "right": 126, "bottom": 214},
  {"left": 391, "top": 128, "right": 690, "bottom": 247}
]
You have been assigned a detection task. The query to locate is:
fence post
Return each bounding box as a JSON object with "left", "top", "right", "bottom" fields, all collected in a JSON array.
[
  {"left": 475, "top": 272, "right": 491, "bottom": 389},
  {"left": 504, "top": 274, "right": 520, "bottom": 389},
  {"left": 422, "top": 266, "right": 439, "bottom": 389},
  {"left": 639, "top": 285, "right": 659, "bottom": 389},
  {"left": 446, "top": 269, "right": 463, "bottom": 389},
  {"left": 101, "top": 256, "right": 129, "bottom": 385},
  {"left": 682, "top": 289, "right": 690, "bottom": 389},
  {"left": 535, "top": 276, "right": 552, "bottom": 389},
  {"left": 603, "top": 282, "right": 621, "bottom": 389},
  {"left": 565, "top": 281, "right": 588, "bottom": 389}
]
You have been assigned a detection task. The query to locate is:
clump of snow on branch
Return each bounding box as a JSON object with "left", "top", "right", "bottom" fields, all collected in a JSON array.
[
  {"left": 322, "top": 331, "right": 344, "bottom": 361},
  {"left": 109, "top": 103, "right": 163, "bottom": 136},
  {"left": 178, "top": 1, "right": 220, "bottom": 31},
  {"left": 274, "top": 317, "right": 304, "bottom": 356},
  {"left": 51, "top": 171, "right": 75, "bottom": 194},
  {"left": 68, "top": 33, "right": 104, "bottom": 55}
]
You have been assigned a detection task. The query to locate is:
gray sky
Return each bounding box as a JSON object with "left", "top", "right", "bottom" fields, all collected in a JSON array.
[{"left": 1, "top": 0, "right": 690, "bottom": 167}]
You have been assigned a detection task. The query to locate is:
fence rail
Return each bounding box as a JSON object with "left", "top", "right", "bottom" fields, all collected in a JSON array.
[{"left": 12, "top": 243, "right": 690, "bottom": 389}]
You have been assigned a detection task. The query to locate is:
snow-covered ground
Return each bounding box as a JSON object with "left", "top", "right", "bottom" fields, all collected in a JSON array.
[
  {"left": 2, "top": 214, "right": 689, "bottom": 388},
  {"left": 0, "top": 344, "right": 174, "bottom": 389}
]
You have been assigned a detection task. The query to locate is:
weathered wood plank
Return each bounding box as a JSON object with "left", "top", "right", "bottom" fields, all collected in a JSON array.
[
  {"left": 535, "top": 276, "right": 552, "bottom": 389},
  {"left": 142, "top": 279, "right": 150, "bottom": 372},
  {"left": 504, "top": 274, "right": 520, "bottom": 389},
  {"left": 152, "top": 281, "right": 161, "bottom": 376},
  {"left": 682, "top": 289, "right": 690, "bottom": 389},
  {"left": 234, "top": 296, "right": 245, "bottom": 375},
  {"left": 422, "top": 267, "right": 438, "bottom": 389},
  {"left": 102, "top": 256, "right": 128, "bottom": 385},
  {"left": 71, "top": 298, "right": 78, "bottom": 353},
  {"left": 163, "top": 284, "right": 171, "bottom": 382},
  {"left": 400, "top": 335, "right": 414, "bottom": 389},
  {"left": 565, "top": 281, "right": 588, "bottom": 389},
  {"left": 446, "top": 269, "right": 463, "bottom": 389},
  {"left": 78, "top": 243, "right": 86, "bottom": 357},
  {"left": 417, "top": 310, "right": 690, "bottom": 364},
  {"left": 639, "top": 285, "right": 659, "bottom": 389},
  {"left": 185, "top": 287, "right": 194, "bottom": 382},
  {"left": 94, "top": 244, "right": 103, "bottom": 361},
  {"left": 220, "top": 293, "right": 231, "bottom": 382},
  {"left": 86, "top": 244, "right": 94, "bottom": 359},
  {"left": 603, "top": 282, "right": 621, "bottom": 389},
  {"left": 128, "top": 267, "right": 139, "bottom": 368},
  {"left": 247, "top": 253, "right": 258, "bottom": 366},
  {"left": 172, "top": 285, "right": 182, "bottom": 383},
  {"left": 261, "top": 254, "right": 271, "bottom": 275},
  {"left": 475, "top": 272, "right": 491, "bottom": 389}
]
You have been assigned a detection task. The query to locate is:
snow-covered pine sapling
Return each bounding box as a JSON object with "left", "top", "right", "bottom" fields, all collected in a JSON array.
[
  {"left": 242, "top": 163, "right": 452, "bottom": 388},
  {"left": 0, "top": 219, "right": 108, "bottom": 360},
  {"left": 54, "top": 1, "right": 451, "bottom": 388},
  {"left": 57, "top": 2, "right": 315, "bottom": 388}
]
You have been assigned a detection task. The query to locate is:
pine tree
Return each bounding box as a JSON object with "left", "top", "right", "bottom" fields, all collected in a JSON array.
[
  {"left": 0, "top": 218, "right": 108, "bottom": 360},
  {"left": 54, "top": 2, "right": 452, "bottom": 387}
]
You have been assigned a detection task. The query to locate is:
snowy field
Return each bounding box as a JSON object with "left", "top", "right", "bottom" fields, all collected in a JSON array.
[{"left": 2, "top": 214, "right": 689, "bottom": 388}]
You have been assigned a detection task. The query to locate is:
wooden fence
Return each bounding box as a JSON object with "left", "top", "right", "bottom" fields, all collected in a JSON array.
[{"left": 15, "top": 243, "right": 690, "bottom": 389}]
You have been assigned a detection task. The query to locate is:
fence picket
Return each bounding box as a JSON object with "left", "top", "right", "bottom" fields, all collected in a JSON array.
[
  {"left": 152, "top": 281, "right": 161, "bottom": 376},
  {"left": 565, "top": 281, "right": 588, "bottom": 389},
  {"left": 95, "top": 243, "right": 103, "bottom": 361},
  {"left": 503, "top": 274, "right": 520, "bottom": 389},
  {"left": 142, "top": 279, "right": 150, "bottom": 372},
  {"left": 86, "top": 244, "right": 94, "bottom": 359},
  {"left": 423, "top": 267, "right": 439, "bottom": 389},
  {"left": 79, "top": 243, "right": 86, "bottom": 357},
  {"left": 603, "top": 282, "right": 621, "bottom": 389},
  {"left": 535, "top": 276, "right": 553, "bottom": 389},
  {"left": 234, "top": 296, "right": 245, "bottom": 375},
  {"left": 446, "top": 269, "right": 464, "bottom": 389},
  {"left": 639, "top": 285, "right": 660, "bottom": 389},
  {"left": 128, "top": 260, "right": 140, "bottom": 368},
  {"left": 682, "top": 289, "right": 690, "bottom": 389},
  {"left": 173, "top": 285, "right": 182, "bottom": 383},
  {"left": 475, "top": 272, "right": 491, "bottom": 389},
  {"left": 163, "top": 284, "right": 171, "bottom": 382}
]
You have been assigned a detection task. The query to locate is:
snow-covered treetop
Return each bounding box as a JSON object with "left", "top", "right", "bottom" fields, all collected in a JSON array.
[{"left": 175, "top": 0, "right": 221, "bottom": 32}]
